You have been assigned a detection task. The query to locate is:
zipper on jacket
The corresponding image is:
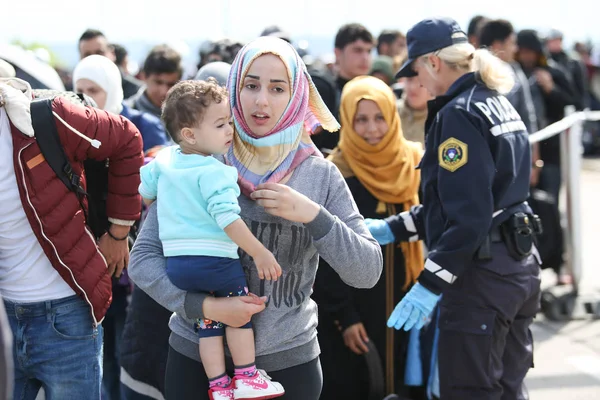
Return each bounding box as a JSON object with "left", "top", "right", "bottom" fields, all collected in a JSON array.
[{"left": 17, "top": 142, "right": 101, "bottom": 326}]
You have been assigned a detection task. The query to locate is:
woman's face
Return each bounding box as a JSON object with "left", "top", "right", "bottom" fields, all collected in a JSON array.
[
  {"left": 403, "top": 75, "right": 432, "bottom": 110},
  {"left": 75, "top": 78, "right": 107, "bottom": 110},
  {"left": 353, "top": 99, "right": 388, "bottom": 146},
  {"left": 413, "top": 56, "right": 442, "bottom": 97},
  {"left": 239, "top": 54, "right": 291, "bottom": 136}
]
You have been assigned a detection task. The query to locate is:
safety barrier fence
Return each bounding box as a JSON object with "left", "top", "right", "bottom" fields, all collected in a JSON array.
[{"left": 528, "top": 106, "right": 600, "bottom": 291}]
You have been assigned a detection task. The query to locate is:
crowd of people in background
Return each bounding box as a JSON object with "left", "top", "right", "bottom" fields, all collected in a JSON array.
[{"left": 0, "top": 13, "right": 597, "bottom": 400}]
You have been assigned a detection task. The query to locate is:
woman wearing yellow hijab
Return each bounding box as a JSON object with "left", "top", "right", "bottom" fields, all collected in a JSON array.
[{"left": 314, "top": 76, "right": 424, "bottom": 399}]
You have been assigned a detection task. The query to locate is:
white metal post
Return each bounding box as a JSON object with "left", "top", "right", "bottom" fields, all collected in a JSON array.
[
  {"left": 563, "top": 109, "right": 583, "bottom": 292},
  {"left": 560, "top": 107, "right": 573, "bottom": 288}
]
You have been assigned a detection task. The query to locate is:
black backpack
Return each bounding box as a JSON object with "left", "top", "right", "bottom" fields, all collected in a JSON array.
[
  {"left": 29, "top": 90, "right": 136, "bottom": 240},
  {"left": 30, "top": 91, "right": 91, "bottom": 214}
]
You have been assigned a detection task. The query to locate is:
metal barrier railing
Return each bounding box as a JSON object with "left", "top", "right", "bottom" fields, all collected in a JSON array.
[{"left": 528, "top": 107, "right": 600, "bottom": 292}]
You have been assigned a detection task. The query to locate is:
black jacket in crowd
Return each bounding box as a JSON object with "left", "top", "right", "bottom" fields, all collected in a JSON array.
[
  {"left": 520, "top": 62, "right": 577, "bottom": 166},
  {"left": 313, "top": 176, "right": 411, "bottom": 399}
]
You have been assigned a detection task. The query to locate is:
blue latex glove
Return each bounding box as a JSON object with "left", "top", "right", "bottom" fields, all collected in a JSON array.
[
  {"left": 364, "top": 218, "right": 395, "bottom": 245},
  {"left": 387, "top": 283, "right": 441, "bottom": 331}
]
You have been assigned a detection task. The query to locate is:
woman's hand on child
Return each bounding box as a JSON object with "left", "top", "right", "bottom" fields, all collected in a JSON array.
[
  {"left": 251, "top": 183, "right": 320, "bottom": 224},
  {"left": 254, "top": 249, "right": 282, "bottom": 281},
  {"left": 203, "top": 293, "right": 267, "bottom": 328}
]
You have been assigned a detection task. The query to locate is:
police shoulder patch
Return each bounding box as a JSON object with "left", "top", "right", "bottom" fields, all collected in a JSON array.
[{"left": 438, "top": 137, "right": 468, "bottom": 172}]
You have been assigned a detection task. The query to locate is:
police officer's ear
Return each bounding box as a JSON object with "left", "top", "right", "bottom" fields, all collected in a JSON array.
[{"left": 429, "top": 55, "right": 440, "bottom": 71}]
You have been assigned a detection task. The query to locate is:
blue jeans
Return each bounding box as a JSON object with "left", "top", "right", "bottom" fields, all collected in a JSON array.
[{"left": 4, "top": 295, "right": 103, "bottom": 400}]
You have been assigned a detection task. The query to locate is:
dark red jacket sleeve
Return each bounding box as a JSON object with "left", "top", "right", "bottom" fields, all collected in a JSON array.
[{"left": 51, "top": 97, "right": 144, "bottom": 222}]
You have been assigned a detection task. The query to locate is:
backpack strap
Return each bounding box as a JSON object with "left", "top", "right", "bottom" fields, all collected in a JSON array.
[{"left": 30, "top": 98, "right": 87, "bottom": 198}]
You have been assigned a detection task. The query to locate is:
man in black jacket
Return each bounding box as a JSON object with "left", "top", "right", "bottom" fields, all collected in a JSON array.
[
  {"left": 516, "top": 29, "right": 577, "bottom": 204},
  {"left": 546, "top": 29, "right": 588, "bottom": 110}
]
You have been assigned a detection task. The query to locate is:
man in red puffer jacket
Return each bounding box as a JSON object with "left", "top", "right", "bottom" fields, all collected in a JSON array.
[{"left": 0, "top": 77, "right": 143, "bottom": 400}]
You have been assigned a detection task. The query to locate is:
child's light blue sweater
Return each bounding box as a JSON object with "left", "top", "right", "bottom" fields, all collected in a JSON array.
[{"left": 139, "top": 146, "right": 241, "bottom": 258}]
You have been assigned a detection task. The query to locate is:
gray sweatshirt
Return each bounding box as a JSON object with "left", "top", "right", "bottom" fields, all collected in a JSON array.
[{"left": 128, "top": 156, "right": 383, "bottom": 371}]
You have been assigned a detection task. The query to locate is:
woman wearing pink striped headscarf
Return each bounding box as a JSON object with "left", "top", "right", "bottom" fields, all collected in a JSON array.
[{"left": 127, "top": 36, "right": 383, "bottom": 400}]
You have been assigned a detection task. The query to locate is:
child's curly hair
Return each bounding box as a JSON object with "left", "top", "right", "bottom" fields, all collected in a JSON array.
[{"left": 161, "top": 78, "right": 228, "bottom": 143}]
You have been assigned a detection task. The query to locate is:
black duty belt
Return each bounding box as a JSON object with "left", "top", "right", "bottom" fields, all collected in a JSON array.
[{"left": 477, "top": 212, "right": 542, "bottom": 261}]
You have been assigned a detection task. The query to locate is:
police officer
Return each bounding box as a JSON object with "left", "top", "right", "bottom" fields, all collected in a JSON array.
[{"left": 366, "top": 18, "right": 541, "bottom": 400}]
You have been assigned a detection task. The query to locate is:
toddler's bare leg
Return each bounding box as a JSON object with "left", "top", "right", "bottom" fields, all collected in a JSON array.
[
  {"left": 199, "top": 336, "right": 226, "bottom": 378},
  {"left": 225, "top": 327, "right": 255, "bottom": 366}
]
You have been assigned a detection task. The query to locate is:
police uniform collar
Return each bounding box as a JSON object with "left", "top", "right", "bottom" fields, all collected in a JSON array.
[
  {"left": 445, "top": 72, "right": 478, "bottom": 97},
  {"left": 426, "top": 73, "right": 479, "bottom": 111},
  {"left": 424, "top": 72, "right": 481, "bottom": 133}
]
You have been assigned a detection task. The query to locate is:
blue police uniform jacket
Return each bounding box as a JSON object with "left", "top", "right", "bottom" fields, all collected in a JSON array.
[{"left": 386, "top": 72, "right": 532, "bottom": 294}]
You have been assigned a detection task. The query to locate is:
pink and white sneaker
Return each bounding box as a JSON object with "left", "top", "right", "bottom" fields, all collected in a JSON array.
[
  {"left": 233, "top": 369, "right": 285, "bottom": 399},
  {"left": 208, "top": 383, "right": 234, "bottom": 400}
]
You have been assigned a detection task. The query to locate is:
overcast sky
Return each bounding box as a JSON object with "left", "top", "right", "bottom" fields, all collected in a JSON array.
[
  {"left": 6, "top": 0, "right": 597, "bottom": 44},
  {"left": 4, "top": 0, "right": 597, "bottom": 70}
]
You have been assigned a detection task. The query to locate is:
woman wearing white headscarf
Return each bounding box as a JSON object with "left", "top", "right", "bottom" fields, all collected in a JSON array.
[{"left": 73, "top": 55, "right": 169, "bottom": 153}]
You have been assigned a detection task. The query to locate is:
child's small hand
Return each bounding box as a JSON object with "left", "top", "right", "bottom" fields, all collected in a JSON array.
[{"left": 253, "top": 249, "right": 282, "bottom": 281}]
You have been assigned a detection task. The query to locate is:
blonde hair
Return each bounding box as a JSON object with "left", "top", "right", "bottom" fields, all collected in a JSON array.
[{"left": 422, "top": 43, "right": 514, "bottom": 94}]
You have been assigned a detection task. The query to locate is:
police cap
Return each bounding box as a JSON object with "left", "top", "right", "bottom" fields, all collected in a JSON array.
[{"left": 395, "top": 17, "right": 468, "bottom": 79}]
